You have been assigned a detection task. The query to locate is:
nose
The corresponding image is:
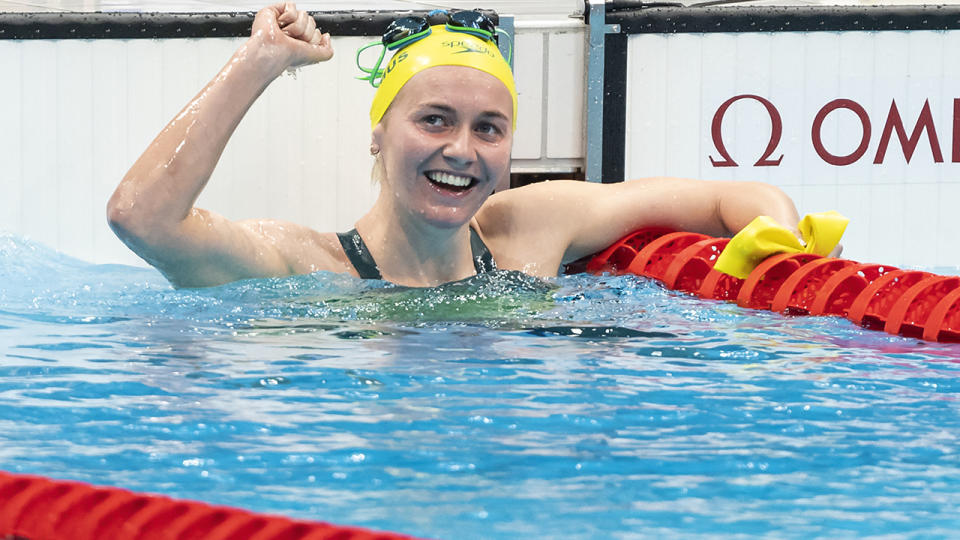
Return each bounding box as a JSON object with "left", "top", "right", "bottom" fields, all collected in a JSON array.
[{"left": 441, "top": 125, "right": 476, "bottom": 168}]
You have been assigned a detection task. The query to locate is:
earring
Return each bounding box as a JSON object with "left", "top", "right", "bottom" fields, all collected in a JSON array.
[{"left": 370, "top": 144, "right": 380, "bottom": 156}]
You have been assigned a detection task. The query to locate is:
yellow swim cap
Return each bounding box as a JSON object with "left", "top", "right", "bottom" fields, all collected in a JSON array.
[{"left": 369, "top": 25, "right": 517, "bottom": 130}]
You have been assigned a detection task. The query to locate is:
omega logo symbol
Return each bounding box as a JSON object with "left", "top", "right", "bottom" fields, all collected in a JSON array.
[
  {"left": 710, "top": 95, "right": 783, "bottom": 167},
  {"left": 709, "top": 94, "right": 954, "bottom": 167}
]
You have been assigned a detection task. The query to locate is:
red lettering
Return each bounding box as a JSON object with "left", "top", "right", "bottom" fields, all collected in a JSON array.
[
  {"left": 811, "top": 99, "right": 872, "bottom": 166},
  {"left": 710, "top": 94, "right": 784, "bottom": 168},
  {"left": 873, "top": 99, "right": 944, "bottom": 164}
]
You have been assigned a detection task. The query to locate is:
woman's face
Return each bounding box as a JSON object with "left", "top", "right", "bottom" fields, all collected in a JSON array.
[{"left": 372, "top": 65, "right": 513, "bottom": 229}]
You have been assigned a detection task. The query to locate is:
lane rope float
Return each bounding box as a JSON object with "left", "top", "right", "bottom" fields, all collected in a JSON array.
[
  {"left": 0, "top": 470, "right": 418, "bottom": 540},
  {"left": 587, "top": 228, "right": 960, "bottom": 343}
]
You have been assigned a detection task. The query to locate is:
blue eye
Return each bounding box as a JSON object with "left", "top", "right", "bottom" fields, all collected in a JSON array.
[
  {"left": 475, "top": 122, "right": 503, "bottom": 138},
  {"left": 422, "top": 114, "right": 446, "bottom": 127}
]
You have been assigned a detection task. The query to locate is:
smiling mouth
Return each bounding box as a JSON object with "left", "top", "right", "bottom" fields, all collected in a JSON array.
[{"left": 425, "top": 171, "right": 478, "bottom": 192}]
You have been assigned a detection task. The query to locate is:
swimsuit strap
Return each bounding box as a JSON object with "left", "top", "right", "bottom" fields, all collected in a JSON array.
[
  {"left": 337, "top": 229, "right": 383, "bottom": 280},
  {"left": 337, "top": 227, "right": 497, "bottom": 280},
  {"left": 469, "top": 226, "right": 497, "bottom": 274}
]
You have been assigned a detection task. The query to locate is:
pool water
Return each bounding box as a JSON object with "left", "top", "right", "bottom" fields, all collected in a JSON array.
[{"left": 1, "top": 233, "right": 959, "bottom": 539}]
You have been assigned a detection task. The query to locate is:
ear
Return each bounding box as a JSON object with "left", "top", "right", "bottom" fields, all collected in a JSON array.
[{"left": 370, "top": 123, "right": 385, "bottom": 155}]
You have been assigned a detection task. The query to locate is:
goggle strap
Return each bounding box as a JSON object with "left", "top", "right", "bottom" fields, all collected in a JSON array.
[
  {"left": 355, "top": 41, "right": 388, "bottom": 88},
  {"left": 386, "top": 28, "right": 431, "bottom": 51},
  {"left": 355, "top": 13, "right": 508, "bottom": 89},
  {"left": 444, "top": 23, "right": 494, "bottom": 42}
]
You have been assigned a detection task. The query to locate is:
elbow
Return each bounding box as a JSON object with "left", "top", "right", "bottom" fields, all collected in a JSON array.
[
  {"left": 106, "top": 190, "right": 138, "bottom": 240},
  {"left": 717, "top": 181, "right": 799, "bottom": 235},
  {"left": 751, "top": 182, "right": 799, "bottom": 225},
  {"left": 106, "top": 186, "right": 165, "bottom": 246}
]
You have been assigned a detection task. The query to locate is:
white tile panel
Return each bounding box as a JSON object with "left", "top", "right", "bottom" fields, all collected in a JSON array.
[
  {"left": 626, "top": 30, "right": 960, "bottom": 268},
  {"left": 799, "top": 184, "right": 839, "bottom": 217},
  {"left": 695, "top": 32, "right": 735, "bottom": 182},
  {"left": 835, "top": 184, "right": 872, "bottom": 263},
  {"left": 265, "top": 72, "right": 304, "bottom": 222},
  {"left": 545, "top": 28, "right": 584, "bottom": 159},
  {"left": 625, "top": 34, "right": 667, "bottom": 178},
  {"left": 301, "top": 54, "right": 342, "bottom": 233},
  {"left": 903, "top": 183, "right": 939, "bottom": 268},
  {"left": 511, "top": 29, "right": 543, "bottom": 160},
  {"left": 91, "top": 39, "right": 137, "bottom": 265},
  {"left": 56, "top": 39, "right": 94, "bottom": 260},
  {"left": 19, "top": 40, "right": 58, "bottom": 250},
  {"left": 663, "top": 33, "right": 702, "bottom": 180},
  {"left": 867, "top": 183, "right": 905, "bottom": 265},
  {"left": 936, "top": 182, "right": 960, "bottom": 269},
  {"left": 0, "top": 42, "right": 22, "bottom": 236},
  {"left": 332, "top": 36, "right": 380, "bottom": 231}
]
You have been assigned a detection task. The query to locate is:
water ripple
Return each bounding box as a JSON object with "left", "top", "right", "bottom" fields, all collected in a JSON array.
[{"left": 1, "top": 234, "right": 959, "bottom": 538}]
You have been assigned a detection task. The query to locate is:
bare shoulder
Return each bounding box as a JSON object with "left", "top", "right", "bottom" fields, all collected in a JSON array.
[
  {"left": 236, "top": 219, "right": 354, "bottom": 276},
  {"left": 476, "top": 180, "right": 589, "bottom": 233},
  {"left": 474, "top": 180, "right": 592, "bottom": 275}
]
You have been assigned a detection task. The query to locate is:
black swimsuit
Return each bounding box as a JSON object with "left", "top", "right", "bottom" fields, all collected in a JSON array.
[{"left": 336, "top": 227, "right": 497, "bottom": 280}]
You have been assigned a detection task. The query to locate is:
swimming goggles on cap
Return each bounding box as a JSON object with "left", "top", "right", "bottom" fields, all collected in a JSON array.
[{"left": 356, "top": 10, "right": 509, "bottom": 88}]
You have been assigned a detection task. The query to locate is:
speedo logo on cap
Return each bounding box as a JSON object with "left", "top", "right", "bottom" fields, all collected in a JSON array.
[{"left": 441, "top": 40, "right": 495, "bottom": 57}]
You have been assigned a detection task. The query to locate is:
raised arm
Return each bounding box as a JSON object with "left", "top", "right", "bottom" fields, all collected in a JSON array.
[{"left": 107, "top": 3, "right": 333, "bottom": 288}]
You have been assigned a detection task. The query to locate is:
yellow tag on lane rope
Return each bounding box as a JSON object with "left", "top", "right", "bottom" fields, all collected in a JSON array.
[{"left": 713, "top": 211, "right": 849, "bottom": 279}]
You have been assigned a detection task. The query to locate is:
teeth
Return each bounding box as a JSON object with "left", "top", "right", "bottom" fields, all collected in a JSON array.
[{"left": 427, "top": 171, "right": 473, "bottom": 188}]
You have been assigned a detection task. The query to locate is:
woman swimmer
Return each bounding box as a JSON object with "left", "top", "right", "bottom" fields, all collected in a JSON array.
[{"left": 107, "top": 3, "right": 802, "bottom": 289}]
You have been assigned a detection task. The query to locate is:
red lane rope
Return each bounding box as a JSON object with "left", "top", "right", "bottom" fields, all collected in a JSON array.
[
  {"left": 0, "top": 471, "right": 419, "bottom": 540},
  {"left": 587, "top": 228, "right": 960, "bottom": 343}
]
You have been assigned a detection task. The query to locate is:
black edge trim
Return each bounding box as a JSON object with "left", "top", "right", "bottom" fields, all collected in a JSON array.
[
  {"left": 0, "top": 10, "right": 498, "bottom": 40},
  {"left": 608, "top": 5, "right": 960, "bottom": 33},
  {"left": 602, "top": 33, "right": 628, "bottom": 184},
  {"left": 608, "top": 1, "right": 684, "bottom": 10}
]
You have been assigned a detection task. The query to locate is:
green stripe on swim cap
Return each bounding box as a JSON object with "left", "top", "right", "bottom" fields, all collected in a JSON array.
[{"left": 369, "top": 25, "right": 517, "bottom": 130}]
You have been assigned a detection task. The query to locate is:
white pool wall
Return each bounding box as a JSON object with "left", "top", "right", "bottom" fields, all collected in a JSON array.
[
  {"left": 3, "top": 7, "right": 957, "bottom": 270},
  {"left": 0, "top": 21, "right": 586, "bottom": 267},
  {"left": 625, "top": 30, "right": 960, "bottom": 269}
]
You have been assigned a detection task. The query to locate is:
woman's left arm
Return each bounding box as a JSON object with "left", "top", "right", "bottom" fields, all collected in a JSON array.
[{"left": 488, "top": 178, "right": 800, "bottom": 265}]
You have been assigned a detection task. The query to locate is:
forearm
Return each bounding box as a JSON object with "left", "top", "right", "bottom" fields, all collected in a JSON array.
[
  {"left": 587, "top": 178, "right": 797, "bottom": 239},
  {"left": 524, "top": 178, "right": 801, "bottom": 263},
  {"left": 108, "top": 35, "right": 286, "bottom": 240}
]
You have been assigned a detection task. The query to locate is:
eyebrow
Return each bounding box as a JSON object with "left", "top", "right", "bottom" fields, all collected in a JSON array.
[{"left": 419, "top": 103, "right": 510, "bottom": 122}]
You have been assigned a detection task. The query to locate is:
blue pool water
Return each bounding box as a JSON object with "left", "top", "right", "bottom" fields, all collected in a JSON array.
[{"left": 1, "top": 233, "right": 959, "bottom": 539}]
